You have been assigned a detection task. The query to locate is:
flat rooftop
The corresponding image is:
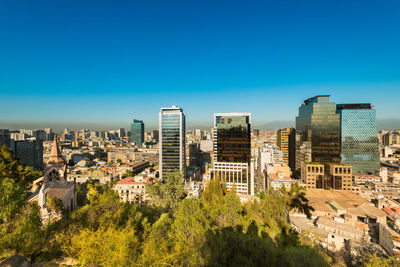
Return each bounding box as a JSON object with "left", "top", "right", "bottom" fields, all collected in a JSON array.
[{"left": 305, "top": 189, "right": 369, "bottom": 213}]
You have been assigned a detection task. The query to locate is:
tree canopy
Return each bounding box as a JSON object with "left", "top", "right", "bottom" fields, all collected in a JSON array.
[
  {"left": 0, "top": 145, "right": 42, "bottom": 187},
  {"left": 0, "top": 153, "right": 394, "bottom": 266}
]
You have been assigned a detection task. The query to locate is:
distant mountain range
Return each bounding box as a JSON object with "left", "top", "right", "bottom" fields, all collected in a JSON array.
[{"left": 0, "top": 119, "right": 399, "bottom": 131}]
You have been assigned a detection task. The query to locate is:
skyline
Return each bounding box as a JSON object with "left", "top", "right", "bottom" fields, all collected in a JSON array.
[{"left": 1, "top": 0, "right": 400, "bottom": 129}]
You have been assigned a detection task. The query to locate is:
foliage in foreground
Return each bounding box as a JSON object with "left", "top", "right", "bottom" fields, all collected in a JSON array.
[{"left": 0, "top": 151, "right": 395, "bottom": 266}]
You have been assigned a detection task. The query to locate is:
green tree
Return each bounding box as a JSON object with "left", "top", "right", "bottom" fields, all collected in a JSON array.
[
  {"left": 0, "top": 145, "right": 42, "bottom": 187},
  {"left": 0, "top": 177, "right": 25, "bottom": 223},
  {"left": 65, "top": 224, "right": 141, "bottom": 266},
  {"left": 285, "top": 182, "right": 315, "bottom": 219},
  {"left": 202, "top": 175, "right": 227, "bottom": 204},
  {"left": 146, "top": 170, "right": 186, "bottom": 212},
  {"left": 122, "top": 169, "right": 133, "bottom": 178},
  {"left": 47, "top": 195, "right": 65, "bottom": 215},
  {"left": 0, "top": 203, "right": 44, "bottom": 262}
]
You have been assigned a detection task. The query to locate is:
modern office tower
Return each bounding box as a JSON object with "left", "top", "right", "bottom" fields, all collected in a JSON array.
[
  {"left": 0, "top": 129, "right": 10, "bottom": 148},
  {"left": 13, "top": 138, "right": 43, "bottom": 169},
  {"left": 159, "top": 106, "right": 186, "bottom": 179},
  {"left": 295, "top": 95, "right": 340, "bottom": 171},
  {"left": 210, "top": 112, "right": 253, "bottom": 195},
  {"left": 336, "top": 103, "right": 380, "bottom": 174},
  {"left": 131, "top": 119, "right": 145, "bottom": 146},
  {"left": 277, "top": 128, "right": 296, "bottom": 170}
]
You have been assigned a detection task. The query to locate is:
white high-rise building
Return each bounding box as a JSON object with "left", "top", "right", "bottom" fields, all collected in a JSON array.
[{"left": 159, "top": 105, "right": 186, "bottom": 180}]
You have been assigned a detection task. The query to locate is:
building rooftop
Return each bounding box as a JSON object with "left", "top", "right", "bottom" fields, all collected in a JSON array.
[
  {"left": 347, "top": 203, "right": 387, "bottom": 219},
  {"left": 336, "top": 103, "right": 372, "bottom": 110},
  {"left": 116, "top": 176, "right": 152, "bottom": 185},
  {"left": 383, "top": 207, "right": 400, "bottom": 218},
  {"left": 268, "top": 173, "right": 292, "bottom": 181},
  {"left": 46, "top": 185, "right": 73, "bottom": 200},
  {"left": 306, "top": 189, "right": 369, "bottom": 213},
  {"left": 316, "top": 216, "right": 364, "bottom": 237}
]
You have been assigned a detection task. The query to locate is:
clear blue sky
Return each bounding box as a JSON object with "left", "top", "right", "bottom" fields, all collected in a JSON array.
[{"left": 1, "top": 0, "right": 399, "bottom": 130}]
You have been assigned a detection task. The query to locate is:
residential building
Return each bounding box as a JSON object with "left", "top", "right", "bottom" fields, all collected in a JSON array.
[
  {"left": 382, "top": 132, "right": 400, "bottom": 146},
  {"left": 159, "top": 105, "right": 186, "bottom": 179},
  {"left": 114, "top": 174, "right": 154, "bottom": 205},
  {"left": 210, "top": 112, "right": 254, "bottom": 195},
  {"left": 336, "top": 103, "right": 380, "bottom": 174},
  {"left": 264, "top": 163, "right": 294, "bottom": 190},
  {"left": 107, "top": 148, "right": 136, "bottom": 163},
  {"left": 131, "top": 119, "right": 144, "bottom": 146},
  {"left": 258, "top": 144, "right": 283, "bottom": 173}
]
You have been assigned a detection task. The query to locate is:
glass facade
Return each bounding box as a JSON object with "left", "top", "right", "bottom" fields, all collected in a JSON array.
[
  {"left": 159, "top": 107, "right": 185, "bottom": 179},
  {"left": 131, "top": 119, "right": 144, "bottom": 146},
  {"left": 296, "top": 95, "right": 340, "bottom": 169},
  {"left": 212, "top": 113, "right": 252, "bottom": 195},
  {"left": 336, "top": 104, "right": 380, "bottom": 174},
  {"left": 215, "top": 114, "right": 251, "bottom": 164}
]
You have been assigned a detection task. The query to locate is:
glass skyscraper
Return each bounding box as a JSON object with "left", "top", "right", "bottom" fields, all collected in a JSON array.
[
  {"left": 295, "top": 95, "right": 341, "bottom": 170},
  {"left": 336, "top": 104, "right": 380, "bottom": 174},
  {"left": 211, "top": 112, "right": 253, "bottom": 195},
  {"left": 131, "top": 119, "right": 144, "bottom": 146},
  {"left": 159, "top": 106, "right": 186, "bottom": 179},
  {"left": 214, "top": 113, "right": 251, "bottom": 164}
]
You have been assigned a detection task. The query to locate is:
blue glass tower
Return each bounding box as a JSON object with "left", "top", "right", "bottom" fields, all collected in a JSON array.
[
  {"left": 336, "top": 104, "right": 380, "bottom": 174},
  {"left": 159, "top": 106, "right": 186, "bottom": 179},
  {"left": 131, "top": 119, "right": 144, "bottom": 146},
  {"left": 295, "top": 95, "right": 341, "bottom": 171}
]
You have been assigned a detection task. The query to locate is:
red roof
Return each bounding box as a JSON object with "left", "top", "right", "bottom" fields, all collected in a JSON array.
[
  {"left": 116, "top": 176, "right": 152, "bottom": 185},
  {"left": 383, "top": 207, "right": 400, "bottom": 217},
  {"left": 269, "top": 173, "right": 292, "bottom": 181}
]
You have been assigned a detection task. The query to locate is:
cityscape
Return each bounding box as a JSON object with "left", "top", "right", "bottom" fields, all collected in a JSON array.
[{"left": 1, "top": 1, "right": 400, "bottom": 266}]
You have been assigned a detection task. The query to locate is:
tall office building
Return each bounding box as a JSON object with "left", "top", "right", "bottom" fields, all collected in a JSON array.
[
  {"left": 336, "top": 104, "right": 380, "bottom": 174},
  {"left": 13, "top": 138, "right": 43, "bottom": 170},
  {"left": 295, "top": 95, "right": 340, "bottom": 171},
  {"left": 131, "top": 119, "right": 144, "bottom": 146},
  {"left": 33, "top": 130, "right": 46, "bottom": 141},
  {"left": 277, "top": 128, "right": 296, "bottom": 170},
  {"left": 159, "top": 106, "right": 186, "bottom": 179},
  {"left": 210, "top": 113, "right": 253, "bottom": 195},
  {"left": 0, "top": 129, "right": 10, "bottom": 148},
  {"left": 117, "top": 128, "right": 126, "bottom": 139}
]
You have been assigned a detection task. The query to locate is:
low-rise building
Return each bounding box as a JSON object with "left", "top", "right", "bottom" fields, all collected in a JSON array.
[
  {"left": 114, "top": 173, "right": 154, "bottom": 205},
  {"left": 353, "top": 174, "right": 382, "bottom": 184},
  {"left": 301, "top": 162, "right": 353, "bottom": 191},
  {"left": 264, "top": 163, "right": 294, "bottom": 190}
]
